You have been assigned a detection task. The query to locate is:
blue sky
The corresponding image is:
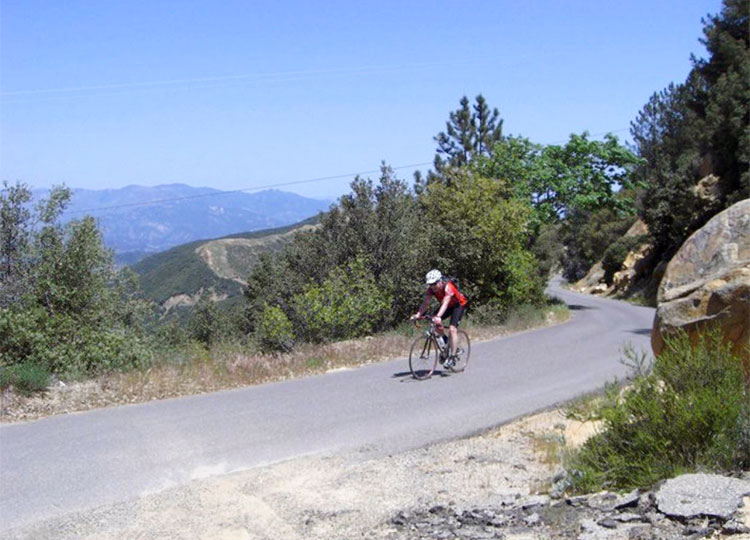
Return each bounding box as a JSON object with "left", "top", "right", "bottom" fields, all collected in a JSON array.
[{"left": 1, "top": 1, "right": 722, "bottom": 200}]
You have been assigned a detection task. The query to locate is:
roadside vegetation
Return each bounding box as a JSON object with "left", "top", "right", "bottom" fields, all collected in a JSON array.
[
  {"left": 557, "top": 0, "right": 750, "bottom": 491},
  {"left": 564, "top": 329, "right": 749, "bottom": 492},
  {"left": 1, "top": 304, "right": 569, "bottom": 421}
]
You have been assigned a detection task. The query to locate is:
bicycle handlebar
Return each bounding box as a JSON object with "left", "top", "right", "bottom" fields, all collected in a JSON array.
[{"left": 411, "top": 315, "right": 443, "bottom": 329}]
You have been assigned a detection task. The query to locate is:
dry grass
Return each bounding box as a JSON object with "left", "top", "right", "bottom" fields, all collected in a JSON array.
[{"left": 0, "top": 305, "right": 569, "bottom": 423}]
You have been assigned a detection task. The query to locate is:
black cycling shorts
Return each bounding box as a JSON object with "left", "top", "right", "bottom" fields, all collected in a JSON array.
[{"left": 433, "top": 303, "right": 467, "bottom": 327}]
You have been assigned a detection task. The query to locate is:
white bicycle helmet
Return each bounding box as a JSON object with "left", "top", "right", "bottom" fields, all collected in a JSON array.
[{"left": 425, "top": 269, "right": 442, "bottom": 285}]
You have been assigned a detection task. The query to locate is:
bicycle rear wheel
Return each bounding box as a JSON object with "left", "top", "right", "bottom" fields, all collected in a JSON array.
[
  {"left": 448, "top": 330, "right": 471, "bottom": 372},
  {"left": 409, "top": 335, "right": 438, "bottom": 380}
]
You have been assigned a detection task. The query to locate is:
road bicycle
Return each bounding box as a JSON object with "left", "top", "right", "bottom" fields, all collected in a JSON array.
[{"left": 409, "top": 316, "right": 471, "bottom": 380}]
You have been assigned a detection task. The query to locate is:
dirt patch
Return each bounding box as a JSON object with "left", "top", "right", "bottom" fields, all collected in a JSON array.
[{"left": 3, "top": 410, "right": 584, "bottom": 540}]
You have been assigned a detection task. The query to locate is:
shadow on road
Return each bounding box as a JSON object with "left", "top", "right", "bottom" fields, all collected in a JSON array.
[
  {"left": 629, "top": 328, "right": 653, "bottom": 336},
  {"left": 567, "top": 304, "right": 595, "bottom": 311},
  {"left": 392, "top": 369, "right": 457, "bottom": 381}
]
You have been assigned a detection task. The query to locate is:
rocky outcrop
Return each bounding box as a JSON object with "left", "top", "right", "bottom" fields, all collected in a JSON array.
[
  {"left": 574, "top": 261, "right": 607, "bottom": 295},
  {"left": 652, "top": 199, "right": 750, "bottom": 372},
  {"left": 388, "top": 473, "right": 750, "bottom": 539},
  {"left": 612, "top": 242, "right": 653, "bottom": 293},
  {"left": 574, "top": 219, "right": 652, "bottom": 296},
  {"left": 692, "top": 173, "right": 726, "bottom": 210}
]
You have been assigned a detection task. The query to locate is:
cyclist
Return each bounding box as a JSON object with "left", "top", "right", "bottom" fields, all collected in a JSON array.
[{"left": 410, "top": 269, "right": 468, "bottom": 368}]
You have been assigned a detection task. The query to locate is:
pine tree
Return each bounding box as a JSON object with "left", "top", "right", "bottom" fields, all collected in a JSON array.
[
  {"left": 632, "top": 0, "right": 749, "bottom": 257},
  {"left": 434, "top": 94, "right": 503, "bottom": 171}
]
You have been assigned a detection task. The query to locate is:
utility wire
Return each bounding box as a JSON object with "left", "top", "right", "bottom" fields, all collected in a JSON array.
[
  {"left": 61, "top": 127, "right": 632, "bottom": 215},
  {"left": 65, "top": 161, "right": 433, "bottom": 215}
]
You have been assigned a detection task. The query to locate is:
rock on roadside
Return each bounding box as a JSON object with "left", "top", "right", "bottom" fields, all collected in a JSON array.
[
  {"left": 387, "top": 473, "right": 750, "bottom": 539},
  {"left": 652, "top": 199, "right": 750, "bottom": 372},
  {"left": 655, "top": 474, "right": 750, "bottom": 521}
]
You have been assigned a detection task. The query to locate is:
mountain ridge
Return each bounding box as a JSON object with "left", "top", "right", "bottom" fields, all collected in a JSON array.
[
  {"left": 32, "top": 184, "right": 332, "bottom": 260},
  {"left": 131, "top": 217, "right": 318, "bottom": 313}
]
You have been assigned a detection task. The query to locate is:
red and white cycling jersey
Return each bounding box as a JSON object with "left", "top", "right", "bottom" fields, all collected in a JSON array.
[{"left": 430, "top": 281, "right": 468, "bottom": 308}]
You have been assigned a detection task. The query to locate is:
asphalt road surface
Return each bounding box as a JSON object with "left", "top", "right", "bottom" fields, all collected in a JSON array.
[{"left": 0, "top": 279, "right": 655, "bottom": 532}]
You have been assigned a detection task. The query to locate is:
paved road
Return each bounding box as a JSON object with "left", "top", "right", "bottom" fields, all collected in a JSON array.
[{"left": 0, "top": 280, "right": 654, "bottom": 532}]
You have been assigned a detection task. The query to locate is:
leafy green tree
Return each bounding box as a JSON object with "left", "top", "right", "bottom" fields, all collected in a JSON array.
[
  {"left": 0, "top": 182, "right": 151, "bottom": 380},
  {"left": 0, "top": 181, "right": 32, "bottom": 289},
  {"left": 419, "top": 169, "right": 544, "bottom": 310},
  {"left": 1, "top": 182, "right": 74, "bottom": 308},
  {"left": 246, "top": 164, "right": 429, "bottom": 344},
  {"left": 533, "top": 133, "right": 642, "bottom": 223},
  {"left": 473, "top": 133, "right": 640, "bottom": 225},
  {"left": 471, "top": 135, "right": 541, "bottom": 201}
]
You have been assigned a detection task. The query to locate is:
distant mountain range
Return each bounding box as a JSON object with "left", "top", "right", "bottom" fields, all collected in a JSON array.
[{"left": 35, "top": 184, "right": 332, "bottom": 263}]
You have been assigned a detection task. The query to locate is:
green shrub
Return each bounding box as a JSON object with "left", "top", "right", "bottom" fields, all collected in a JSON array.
[
  {"left": 291, "top": 257, "right": 390, "bottom": 343},
  {"left": 500, "top": 249, "right": 545, "bottom": 308},
  {"left": 187, "top": 297, "right": 221, "bottom": 346},
  {"left": 565, "top": 328, "right": 749, "bottom": 492},
  {"left": 0, "top": 306, "right": 151, "bottom": 379},
  {"left": 470, "top": 300, "right": 509, "bottom": 325},
  {"left": 0, "top": 362, "right": 52, "bottom": 395},
  {"left": 255, "top": 305, "right": 295, "bottom": 353},
  {"left": 470, "top": 300, "right": 562, "bottom": 328}
]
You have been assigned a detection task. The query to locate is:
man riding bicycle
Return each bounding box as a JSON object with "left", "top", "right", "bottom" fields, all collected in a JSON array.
[{"left": 410, "top": 269, "right": 468, "bottom": 368}]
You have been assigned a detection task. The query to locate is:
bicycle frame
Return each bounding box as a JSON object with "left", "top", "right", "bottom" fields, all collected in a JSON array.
[
  {"left": 409, "top": 316, "right": 470, "bottom": 379},
  {"left": 415, "top": 316, "right": 449, "bottom": 350}
]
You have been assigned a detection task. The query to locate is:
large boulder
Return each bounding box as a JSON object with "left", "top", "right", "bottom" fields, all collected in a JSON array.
[{"left": 652, "top": 199, "right": 750, "bottom": 374}]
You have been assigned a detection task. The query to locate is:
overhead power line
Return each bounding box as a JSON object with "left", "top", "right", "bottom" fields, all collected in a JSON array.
[
  {"left": 60, "top": 127, "right": 632, "bottom": 216},
  {"left": 1, "top": 61, "right": 469, "bottom": 105},
  {"left": 65, "top": 161, "right": 433, "bottom": 215}
]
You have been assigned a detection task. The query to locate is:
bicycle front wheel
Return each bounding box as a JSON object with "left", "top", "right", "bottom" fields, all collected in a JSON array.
[
  {"left": 448, "top": 330, "right": 471, "bottom": 372},
  {"left": 409, "top": 335, "right": 438, "bottom": 380}
]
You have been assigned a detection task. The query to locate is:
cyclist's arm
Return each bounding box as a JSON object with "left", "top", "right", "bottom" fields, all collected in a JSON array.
[
  {"left": 413, "top": 289, "right": 433, "bottom": 318},
  {"left": 434, "top": 291, "right": 454, "bottom": 320}
]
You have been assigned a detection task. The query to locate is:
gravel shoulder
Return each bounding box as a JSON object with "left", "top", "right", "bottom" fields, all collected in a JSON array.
[{"left": 3, "top": 409, "right": 590, "bottom": 540}]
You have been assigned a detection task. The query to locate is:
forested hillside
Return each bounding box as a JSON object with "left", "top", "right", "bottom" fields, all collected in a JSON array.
[{"left": 132, "top": 218, "right": 318, "bottom": 307}]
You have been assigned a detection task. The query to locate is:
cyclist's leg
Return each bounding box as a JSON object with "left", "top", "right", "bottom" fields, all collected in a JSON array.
[
  {"left": 430, "top": 308, "right": 449, "bottom": 340},
  {"left": 448, "top": 305, "right": 466, "bottom": 355}
]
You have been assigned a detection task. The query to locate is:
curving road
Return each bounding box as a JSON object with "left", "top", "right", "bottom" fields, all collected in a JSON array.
[{"left": 0, "top": 279, "right": 655, "bottom": 532}]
